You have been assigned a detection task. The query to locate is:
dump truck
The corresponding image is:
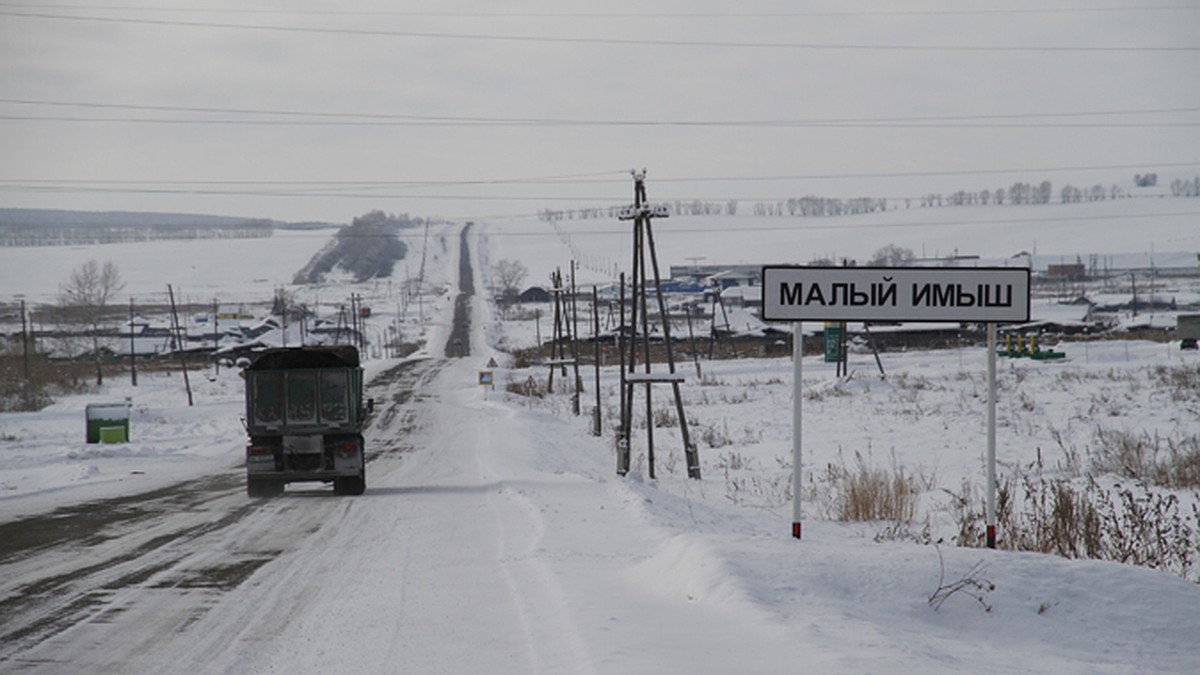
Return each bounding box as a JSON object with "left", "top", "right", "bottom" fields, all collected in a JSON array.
[{"left": 243, "top": 345, "right": 370, "bottom": 497}]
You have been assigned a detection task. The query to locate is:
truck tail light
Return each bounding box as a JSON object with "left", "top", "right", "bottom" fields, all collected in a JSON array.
[
  {"left": 248, "top": 445, "right": 275, "bottom": 457},
  {"left": 330, "top": 440, "right": 358, "bottom": 457}
]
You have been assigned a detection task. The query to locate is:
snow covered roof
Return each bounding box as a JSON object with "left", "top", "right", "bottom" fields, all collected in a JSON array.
[{"left": 720, "top": 285, "right": 763, "bottom": 302}]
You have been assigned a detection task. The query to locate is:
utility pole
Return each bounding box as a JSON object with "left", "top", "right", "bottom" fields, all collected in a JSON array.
[
  {"left": 212, "top": 298, "right": 220, "bottom": 376},
  {"left": 570, "top": 261, "right": 582, "bottom": 416},
  {"left": 20, "top": 299, "right": 30, "bottom": 381},
  {"left": 546, "top": 269, "right": 577, "bottom": 401},
  {"left": 167, "top": 285, "right": 193, "bottom": 406},
  {"left": 593, "top": 285, "right": 602, "bottom": 436},
  {"left": 708, "top": 281, "right": 731, "bottom": 359},
  {"left": 617, "top": 273, "right": 628, "bottom": 474},
  {"left": 1131, "top": 272, "right": 1138, "bottom": 318},
  {"left": 128, "top": 297, "right": 137, "bottom": 386},
  {"left": 618, "top": 170, "right": 700, "bottom": 480}
]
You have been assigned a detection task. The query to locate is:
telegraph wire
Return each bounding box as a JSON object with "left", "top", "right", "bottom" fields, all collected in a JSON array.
[
  {"left": 2, "top": 99, "right": 1197, "bottom": 129},
  {"left": 1, "top": 9, "right": 1197, "bottom": 52},
  {"left": 2, "top": 161, "right": 1198, "bottom": 190},
  {"left": 9, "top": 96, "right": 1200, "bottom": 119},
  {"left": 1, "top": 4, "right": 1196, "bottom": 18},
  {"left": 5, "top": 210, "right": 1188, "bottom": 239},
  {"left": 61, "top": 209, "right": 1189, "bottom": 239},
  {"left": 3, "top": 115, "right": 1199, "bottom": 129}
]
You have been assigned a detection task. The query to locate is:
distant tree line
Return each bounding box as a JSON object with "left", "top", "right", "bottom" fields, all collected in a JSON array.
[
  {"left": 293, "top": 210, "right": 412, "bottom": 284},
  {"left": 535, "top": 172, "right": 1199, "bottom": 225},
  {"left": 539, "top": 199, "right": 739, "bottom": 223},
  {"left": 0, "top": 219, "right": 273, "bottom": 247},
  {"left": 1169, "top": 176, "right": 1200, "bottom": 196},
  {"left": 756, "top": 175, "right": 1199, "bottom": 215},
  {"left": 758, "top": 196, "right": 887, "bottom": 217}
]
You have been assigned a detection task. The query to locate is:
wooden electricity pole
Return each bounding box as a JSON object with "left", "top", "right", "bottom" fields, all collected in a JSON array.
[
  {"left": 167, "top": 285, "right": 193, "bottom": 406},
  {"left": 128, "top": 297, "right": 137, "bottom": 386},
  {"left": 20, "top": 300, "right": 30, "bottom": 381},
  {"left": 618, "top": 170, "right": 700, "bottom": 480},
  {"left": 592, "top": 285, "right": 602, "bottom": 436}
]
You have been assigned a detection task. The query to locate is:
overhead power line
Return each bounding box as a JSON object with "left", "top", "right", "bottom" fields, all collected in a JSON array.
[
  {"left": 1, "top": 184, "right": 1196, "bottom": 209},
  {"left": 2, "top": 99, "right": 1198, "bottom": 129},
  {"left": 7, "top": 210, "right": 1194, "bottom": 239},
  {"left": 2, "top": 161, "right": 1198, "bottom": 192},
  {"left": 1, "top": 4, "right": 1197, "bottom": 19},
  {"left": 1, "top": 9, "right": 1197, "bottom": 52},
  {"left": 6, "top": 115, "right": 1198, "bottom": 129},
  {"left": 91, "top": 210, "right": 1199, "bottom": 239}
]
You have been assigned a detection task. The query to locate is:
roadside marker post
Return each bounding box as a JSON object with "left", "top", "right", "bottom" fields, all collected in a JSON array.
[{"left": 762, "top": 266, "right": 1030, "bottom": 544}]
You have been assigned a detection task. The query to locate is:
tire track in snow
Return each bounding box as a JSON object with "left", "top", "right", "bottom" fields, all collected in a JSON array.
[{"left": 470, "top": 390, "right": 596, "bottom": 674}]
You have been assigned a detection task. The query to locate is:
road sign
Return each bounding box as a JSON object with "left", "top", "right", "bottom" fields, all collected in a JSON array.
[
  {"left": 765, "top": 266, "right": 1030, "bottom": 542},
  {"left": 823, "top": 322, "right": 841, "bottom": 362},
  {"left": 478, "top": 370, "right": 493, "bottom": 386},
  {"left": 762, "top": 266, "right": 1030, "bottom": 323}
]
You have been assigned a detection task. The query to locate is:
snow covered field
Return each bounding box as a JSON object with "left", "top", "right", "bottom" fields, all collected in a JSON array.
[
  {"left": 1, "top": 227, "right": 341, "bottom": 305},
  {"left": 482, "top": 196, "right": 1200, "bottom": 290},
  {"left": 2, "top": 203, "right": 1200, "bottom": 672}
]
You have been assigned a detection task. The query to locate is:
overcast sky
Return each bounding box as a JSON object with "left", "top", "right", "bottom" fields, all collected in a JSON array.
[{"left": 1, "top": 1, "right": 1197, "bottom": 224}]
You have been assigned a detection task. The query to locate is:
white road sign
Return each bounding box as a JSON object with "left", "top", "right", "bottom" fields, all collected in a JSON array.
[{"left": 761, "top": 266, "right": 1030, "bottom": 323}]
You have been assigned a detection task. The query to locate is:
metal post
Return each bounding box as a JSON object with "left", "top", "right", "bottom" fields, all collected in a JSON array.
[
  {"left": 986, "top": 322, "right": 997, "bottom": 548},
  {"left": 792, "top": 322, "right": 803, "bottom": 539}
]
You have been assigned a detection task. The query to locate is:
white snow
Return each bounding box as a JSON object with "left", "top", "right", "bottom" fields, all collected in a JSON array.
[{"left": 2, "top": 202, "right": 1200, "bottom": 673}]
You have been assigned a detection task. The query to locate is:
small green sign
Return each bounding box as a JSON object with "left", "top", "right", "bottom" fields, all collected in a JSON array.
[{"left": 824, "top": 324, "right": 841, "bottom": 363}]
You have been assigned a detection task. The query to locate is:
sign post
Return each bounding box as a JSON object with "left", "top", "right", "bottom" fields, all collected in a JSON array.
[
  {"left": 792, "top": 322, "right": 803, "bottom": 539},
  {"left": 763, "top": 266, "right": 1030, "bottom": 544},
  {"left": 986, "top": 323, "right": 998, "bottom": 548}
]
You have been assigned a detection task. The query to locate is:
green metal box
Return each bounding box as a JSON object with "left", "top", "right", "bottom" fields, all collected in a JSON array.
[{"left": 86, "top": 402, "right": 130, "bottom": 444}]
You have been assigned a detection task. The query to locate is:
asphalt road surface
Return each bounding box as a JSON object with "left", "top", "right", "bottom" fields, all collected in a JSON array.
[
  {"left": 0, "top": 226, "right": 474, "bottom": 670},
  {"left": 444, "top": 222, "right": 473, "bottom": 358}
]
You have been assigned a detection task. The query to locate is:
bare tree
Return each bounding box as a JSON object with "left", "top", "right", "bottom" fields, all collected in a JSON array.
[
  {"left": 1037, "top": 181, "right": 1053, "bottom": 204},
  {"left": 59, "top": 260, "right": 124, "bottom": 385},
  {"left": 493, "top": 259, "right": 528, "bottom": 311},
  {"left": 869, "top": 244, "right": 917, "bottom": 267}
]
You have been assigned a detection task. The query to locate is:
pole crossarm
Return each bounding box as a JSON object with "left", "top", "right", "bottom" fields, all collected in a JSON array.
[{"left": 624, "top": 372, "right": 687, "bottom": 383}]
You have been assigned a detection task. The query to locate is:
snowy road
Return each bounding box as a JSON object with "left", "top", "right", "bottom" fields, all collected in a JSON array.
[
  {"left": 4, "top": 221, "right": 1199, "bottom": 674},
  {"left": 0, "top": 222, "right": 813, "bottom": 674},
  {"left": 0, "top": 222, "right": 704, "bottom": 673}
]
